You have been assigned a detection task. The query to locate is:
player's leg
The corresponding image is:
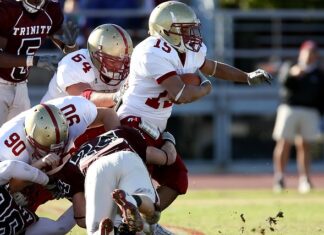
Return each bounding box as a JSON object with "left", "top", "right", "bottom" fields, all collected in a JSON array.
[
  {"left": 151, "top": 153, "right": 188, "bottom": 210},
  {"left": 0, "top": 83, "right": 12, "bottom": 125},
  {"left": 85, "top": 153, "right": 121, "bottom": 235},
  {"left": 113, "top": 151, "right": 159, "bottom": 232},
  {"left": 8, "top": 83, "right": 30, "bottom": 120}
]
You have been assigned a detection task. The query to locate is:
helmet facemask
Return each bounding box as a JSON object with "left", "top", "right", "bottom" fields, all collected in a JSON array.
[
  {"left": 149, "top": 1, "right": 203, "bottom": 53},
  {"left": 27, "top": 135, "right": 67, "bottom": 160},
  {"left": 92, "top": 49, "right": 130, "bottom": 86},
  {"left": 22, "top": 0, "right": 46, "bottom": 13},
  {"left": 166, "top": 22, "right": 202, "bottom": 52}
]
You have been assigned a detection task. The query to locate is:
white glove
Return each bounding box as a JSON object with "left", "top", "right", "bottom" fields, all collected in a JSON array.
[
  {"left": 42, "top": 153, "right": 60, "bottom": 168},
  {"left": 247, "top": 69, "right": 273, "bottom": 85},
  {"left": 34, "top": 55, "right": 60, "bottom": 72},
  {"left": 12, "top": 192, "right": 28, "bottom": 207}
]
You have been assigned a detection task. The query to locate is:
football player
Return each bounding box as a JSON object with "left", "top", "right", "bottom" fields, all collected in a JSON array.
[
  {"left": 0, "top": 95, "right": 120, "bottom": 234},
  {"left": 0, "top": 0, "right": 79, "bottom": 126},
  {"left": 48, "top": 126, "right": 174, "bottom": 234},
  {"left": 117, "top": 1, "right": 272, "bottom": 233},
  {"left": 41, "top": 23, "right": 133, "bottom": 148},
  {"left": 42, "top": 23, "right": 131, "bottom": 106}
]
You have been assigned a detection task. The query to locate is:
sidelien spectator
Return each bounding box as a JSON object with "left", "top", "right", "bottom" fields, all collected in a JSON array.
[{"left": 272, "top": 40, "right": 324, "bottom": 194}]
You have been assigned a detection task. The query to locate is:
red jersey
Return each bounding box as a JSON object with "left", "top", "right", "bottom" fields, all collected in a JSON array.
[{"left": 0, "top": 0, "right": 63, "bottom": 82}]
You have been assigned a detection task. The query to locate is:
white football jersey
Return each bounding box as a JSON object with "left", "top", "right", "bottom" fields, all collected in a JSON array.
[
  {"left": 41, "top": 49, "right": 119, "bottom": 102},
  {"left": 0, "top": 96, "right": 97, "bottom": 164},
  {"left": 117, "top": 36, "right": 207, "bottom": 131}
]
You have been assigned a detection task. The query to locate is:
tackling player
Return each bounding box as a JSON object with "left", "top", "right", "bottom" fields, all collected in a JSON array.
[
  {"left": 47, "top": 126, "right": 174, "bottom": 234},
  {"left": 0, "top": 0, "right": 79, "bottom": 126},
  {"left": 117, "top": 2, "right": 272, "bottom": 233},
  {"left": 0, "top": 95, "right": 120, "bottom": 234}
]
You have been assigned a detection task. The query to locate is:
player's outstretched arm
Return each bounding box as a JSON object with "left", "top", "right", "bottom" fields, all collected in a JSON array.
[
  {"left": 0, "top": 160, "right": 49, "bottom": 193},
  {"left": 200, "top": 59, "right": 272, "bottom": 85},
  {"left": 67, "top": 84, "right": 116, "bottom": 108}
]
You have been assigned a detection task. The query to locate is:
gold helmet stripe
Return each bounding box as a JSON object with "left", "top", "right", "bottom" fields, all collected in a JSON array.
[
  {"left": 112, "top": 25, "right": 129, "bottom": 55},
  {"left": 41, "top": 104, "right": 60, "bottom": 145}
]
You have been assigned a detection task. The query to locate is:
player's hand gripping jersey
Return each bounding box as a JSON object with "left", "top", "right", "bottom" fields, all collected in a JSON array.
[
  {"left": 0, "top": 96, "right": 97, "bottom": 164},
  {"left": 117, "top": 36, "right": 206, "bottom": 131},
  {"left": 42, "top": 49, "right": 120, "bottom": 102}
]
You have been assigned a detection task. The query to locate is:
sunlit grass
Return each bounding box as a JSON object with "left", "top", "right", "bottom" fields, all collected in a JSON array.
[{"left": 37, "top": 189, "right": 324, "bottom": 235}]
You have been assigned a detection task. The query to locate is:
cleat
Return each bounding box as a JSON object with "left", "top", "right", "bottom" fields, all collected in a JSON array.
[
  {"left": 99, "top": 217, "right": 113, "bottom": 235},
  {"left": 112, "top": 189, "right": 143, "bottom": 232}
]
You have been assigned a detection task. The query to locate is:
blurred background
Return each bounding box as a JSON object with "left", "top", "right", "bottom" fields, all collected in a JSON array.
[{"left": 29, "top": 0, "right": 324, "bottom": 174}]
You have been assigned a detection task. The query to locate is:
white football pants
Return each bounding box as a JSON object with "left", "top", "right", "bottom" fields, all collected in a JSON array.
[
  {"left": 85, "top": 151, "right": 156, "bottom": 235},
  {"left": 0, "top": 81, "right": 30, "bottom": 127}
]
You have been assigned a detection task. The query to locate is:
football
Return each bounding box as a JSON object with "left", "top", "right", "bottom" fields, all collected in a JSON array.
[{"left": 179, "top": 73, "right": 201, "bottom": 86}]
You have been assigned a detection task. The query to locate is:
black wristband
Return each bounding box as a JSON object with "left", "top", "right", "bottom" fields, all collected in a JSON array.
[{"left": 74, "top": 215, "right": 85, "bottom": 220}]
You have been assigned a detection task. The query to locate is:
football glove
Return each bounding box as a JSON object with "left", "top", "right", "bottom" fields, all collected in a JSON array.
[
  {"left": 62, "top": 20, "right": 79, "bottom": 47},
  {"left": 34, "top": 55, "right": 60, "bottom": 72},
  {"left": 247, "top": 69, "right": 273, "bottom": 85}
]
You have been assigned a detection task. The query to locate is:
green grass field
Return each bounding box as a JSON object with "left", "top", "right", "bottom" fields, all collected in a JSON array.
[{"left": 37, "top": 189, "right": 324, "bottom": 235}]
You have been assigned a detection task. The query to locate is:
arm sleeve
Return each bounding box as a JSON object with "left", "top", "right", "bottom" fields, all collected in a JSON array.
[{"left": 0, "top": 160, "right": 49, "bottom": 185}]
